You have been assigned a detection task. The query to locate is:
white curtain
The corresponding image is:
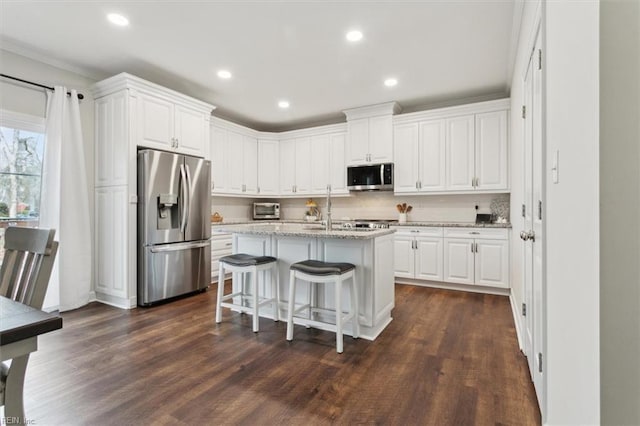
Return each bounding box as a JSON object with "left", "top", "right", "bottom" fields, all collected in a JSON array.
[{"left": 40, "top": 87, "right": 91, "bottom": 312}]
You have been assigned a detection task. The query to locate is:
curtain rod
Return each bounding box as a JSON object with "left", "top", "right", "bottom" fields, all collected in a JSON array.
[{"left": 0, "top": 73, "right": 85, "bottom": 100}]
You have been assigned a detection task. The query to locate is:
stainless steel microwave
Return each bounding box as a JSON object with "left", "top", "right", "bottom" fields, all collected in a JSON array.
[
  {"left": 347, "top": 163, "right": 394, "bottom": 191},
  {"left": 253, "top": 202, "right": 280, "bottom": 220}
]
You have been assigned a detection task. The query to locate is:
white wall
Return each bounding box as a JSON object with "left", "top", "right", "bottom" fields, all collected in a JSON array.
[
  {"left": 213, "top": 193, "right": 508, "bottom": 224},
  {"left": 279, "top": 192, "right": 505, "bottom": 223},
  {"left": 599, "top": 1, "right": 640, "bottom": 424},
  {"left": 544, "top": 2, "right": 600, "bottom": 424},
  {"left": 0, "top": 49, "right": 97, "bottom": 309}
]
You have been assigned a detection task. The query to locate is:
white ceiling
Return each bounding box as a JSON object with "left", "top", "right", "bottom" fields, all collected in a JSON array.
[{"left": 0, "top": 1, "right": 519, "bottom": 131}]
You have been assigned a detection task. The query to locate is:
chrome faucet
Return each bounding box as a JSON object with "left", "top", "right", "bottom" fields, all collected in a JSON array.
[{"left": 325, "top": 185, "right": 332, "bottom": 231}]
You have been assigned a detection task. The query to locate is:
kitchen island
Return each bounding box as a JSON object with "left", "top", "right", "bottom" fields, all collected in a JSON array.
[{"left": 213, "top": 223, "right": 395, "bottom": 340}]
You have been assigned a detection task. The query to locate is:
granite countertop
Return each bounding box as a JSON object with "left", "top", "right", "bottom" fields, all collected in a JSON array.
[
  {"left": 212, "top": 220, "right": 511, "bottom": 229},
  {"left": 393, "top": 221, "right": 512, "bottom": 229},
  {"left": 212, "top": 223, "right": 394, "bottom": 240}
]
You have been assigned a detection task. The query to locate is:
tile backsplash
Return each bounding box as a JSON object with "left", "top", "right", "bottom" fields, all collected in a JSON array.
[{"left": 212, "top": 193, "right": 511, "bottom": 223}]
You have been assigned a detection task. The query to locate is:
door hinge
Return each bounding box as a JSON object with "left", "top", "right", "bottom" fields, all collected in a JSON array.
[
  {"left": 538, "top": 49, "right": 542, "bottom": 70},
  {"left": 538, "top": 200, "right": 542, "bottom": 220},
  {"left": 522, "top": 303, "right": 527, "bottom": 317},
  {"left": 521, "top": 204, "right": 526, "bottom": 217},
  {"left": 538, "top": 352, "right": 543, "bottom": 373},
  {"left": 521, "top": 105, "right": 526, "bottom": 119}
]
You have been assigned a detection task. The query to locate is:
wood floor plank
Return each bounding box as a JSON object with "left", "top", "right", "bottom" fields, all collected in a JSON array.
[{"left": 14, "top": 282, "right": 541, "bottom": 425}]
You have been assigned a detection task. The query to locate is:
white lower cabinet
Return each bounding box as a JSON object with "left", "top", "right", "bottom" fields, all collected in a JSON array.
[
  {"left": 393, "top": 227, "right": 443, "bottom": 281},
  {"left": 95, "top": 186, "right": 131, "bottom": 303},
  {"left": 443, "top": 227, "right": 509, "bottom": 288},
  {"left": 394, "top": 226, "right": 509, "bottom": 289},
  {"left": 210, "top": 232, "right": 233, "bottom": 283}
]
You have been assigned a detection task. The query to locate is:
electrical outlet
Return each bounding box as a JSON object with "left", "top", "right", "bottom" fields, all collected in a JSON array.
[{"left": 474, "top": 204, "right": 479, "bottom": 211}]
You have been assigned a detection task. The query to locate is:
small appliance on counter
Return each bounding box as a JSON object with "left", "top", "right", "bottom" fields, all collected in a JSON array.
[
  {"left": 475, "top": 213, "right": 493, "bottom": 224},
  {"left": 253, "top": 202, "right": 280, "bottom": 220}
]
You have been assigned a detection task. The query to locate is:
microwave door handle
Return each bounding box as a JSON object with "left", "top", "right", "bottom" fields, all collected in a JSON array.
[
  {"left": 380, "top": 164, "right": 384, "bottom": 185},
  {"left": 180, "top": 163, "right": 188, "bottom": 233}
]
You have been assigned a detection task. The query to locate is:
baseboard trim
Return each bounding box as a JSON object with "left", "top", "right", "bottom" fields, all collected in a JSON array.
[
  {"left": 509, "top": 292, "right": 524, "bottom": 351},
  {"left": 395, "top": 278, "right": 510, "bottom": 296}
]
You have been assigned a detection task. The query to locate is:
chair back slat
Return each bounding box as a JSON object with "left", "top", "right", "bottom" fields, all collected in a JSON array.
[{"left": 0, "top": 227, "right": 57, "bottom": 309}]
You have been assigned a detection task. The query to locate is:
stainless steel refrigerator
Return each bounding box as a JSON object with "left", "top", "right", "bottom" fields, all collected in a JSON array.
[{"left": 137, "top": 149, "right": 211, "bottom": 306}]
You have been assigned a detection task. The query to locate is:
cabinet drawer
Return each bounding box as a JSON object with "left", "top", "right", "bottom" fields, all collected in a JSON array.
[
  {"left": 391, "top": 226, "right": 443, "bottom": 237},
  {"left": 211, "top": 238, "right": 233, "bottom": 251},
  {"left": 444, "top": 227, "right": 508, "bottom": 240}
]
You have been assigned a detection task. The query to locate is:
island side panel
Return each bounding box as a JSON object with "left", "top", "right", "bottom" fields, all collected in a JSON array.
[
  {"left": 318, "top": 234, "right": 395, "bottom": 340},
  {"left": 233, "top": 234, "right": 275, "bottom": 309},
  {"left": 374, "top": 233, "right": 395, "bottom": 328},
  {"left": 317, "top": 238, "right": 373, "bottom": 328},
  {"left": 272, "top": 236, "right": 318, "bottom": 307}
]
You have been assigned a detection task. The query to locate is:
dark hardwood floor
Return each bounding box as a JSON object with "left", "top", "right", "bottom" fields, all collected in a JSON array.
[{"left": 20, "top": 283, "right": 540, "bottom": 425}]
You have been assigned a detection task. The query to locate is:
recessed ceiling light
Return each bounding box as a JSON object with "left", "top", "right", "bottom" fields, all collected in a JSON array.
[
  {"left": 217, "top": 70, "right": 232, "bottom": 79},
  {"left": 346, "top": 30, "right": 363, "bottom": 42},
  {"left": 278, "top": 100, "right": 290, "bottom": 109},
  {"left": 107, "top": 13, "right": 129, "bottom": 27},
  {"left": 384, "top": 78, "right": 398, "bottom": 87}
]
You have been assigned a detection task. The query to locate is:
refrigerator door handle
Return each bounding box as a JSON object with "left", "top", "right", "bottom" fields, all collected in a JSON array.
[
  {"left": 179, "top": 163, "right": 189, "bottom": 233},
  {"left": 185, "top": 163, "right": 192, "bottom": 231},
  {"left": 149, "top": 241, "right": 210, "bottom": 253}
]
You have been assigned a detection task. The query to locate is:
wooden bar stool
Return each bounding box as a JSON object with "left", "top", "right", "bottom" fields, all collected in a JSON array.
[
  {"left": 286, "top": 260, "right": 359, "bottom": 353},
  {"left": 215, "top": 253, "right": 279, "bottom": 332}
]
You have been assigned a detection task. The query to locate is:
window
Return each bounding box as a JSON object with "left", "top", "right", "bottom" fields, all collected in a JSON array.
[{"left": 0, "top": 110, "right": 46, "bottom": 261}]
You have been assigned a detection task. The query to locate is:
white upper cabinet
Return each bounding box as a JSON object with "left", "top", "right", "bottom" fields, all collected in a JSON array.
[
  {"left": 311, "top": 134, "right": 331, "bottom": 194},
  {"left": 419, "top": 120, "right": 446, "bottom": 191},
  {"left": 95, "top": 92, "right": 128, "bottom": 187},
  {"left": 257, "top": 139, "right": 279, "bottom": 196},
  {"left": 278, "top": 127, "right": 346, "bottom": 197},
  {"left": 394, "top": 99, "right": 509, "bottom": 194},
  {"left": 295, "top": 137, "right": 311, "bottom": 194},
  {"left": 393, "top": 123, "right": 420, "bottom": 193},
  {"left": 445, "top": 115, "right": 475, "bottom": 191},
  {"left": 310, "top": 132, "right": 347, "bottom": 195},
  {"left": 369, "top": 115, "right": 394, "bottom": 163},
  {"left": 279, "top": 138, "right": 297, "bottom": 195},
  {"left": 278, "top": 137, "right": 311, "bottom": 195},
  {"left": 347, "top": 118, "right": 369, "bottom": 165},
  {"left": 329, "top": 133, "right": 347, "bottom": 194},
  {"left": 211, "top": 124, "right": 258, "bottom": 195},
  {"left": 242, "top": 136, "right": 258, "bottom": 194},
  {"left": 475, "top": 110, "right": 508, "bottom": 190},
  {"left": 344, "top": 102, "right": 400, "bottom": 165},
  {"left": 226, "top": 131, "right": 244, "bottom": 193},
  {"left": 137, "top": 91, "right": 210, "bottom": 158},
  {"left": 394, "top": 120, "right": 446, "bottom": 193},
  {"left": 174, "top": 104, "right": 208, "bottom": 157},
  {"left": 210, "top": 126, "right": 228, "bottom": 193}
]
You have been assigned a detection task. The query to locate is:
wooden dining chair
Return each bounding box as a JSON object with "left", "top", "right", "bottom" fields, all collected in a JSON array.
[{"left": 0, "top": 227, "right": 58, "bottom": 421}]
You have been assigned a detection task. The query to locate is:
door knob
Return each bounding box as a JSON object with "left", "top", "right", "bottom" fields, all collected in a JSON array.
[{"left": 520, "top": 230, "right": 536, "bottom": 241}]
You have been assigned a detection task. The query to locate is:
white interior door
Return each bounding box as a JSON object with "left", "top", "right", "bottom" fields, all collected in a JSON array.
[
  {"left": 523, "top": 54, "right": 535, "bottom": 376},
  {"left": 531, "top": 30, "right": 545, "bottom": 407},
  {"left": 522, "top": 27, "right": 545, "bottom": 411}
]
